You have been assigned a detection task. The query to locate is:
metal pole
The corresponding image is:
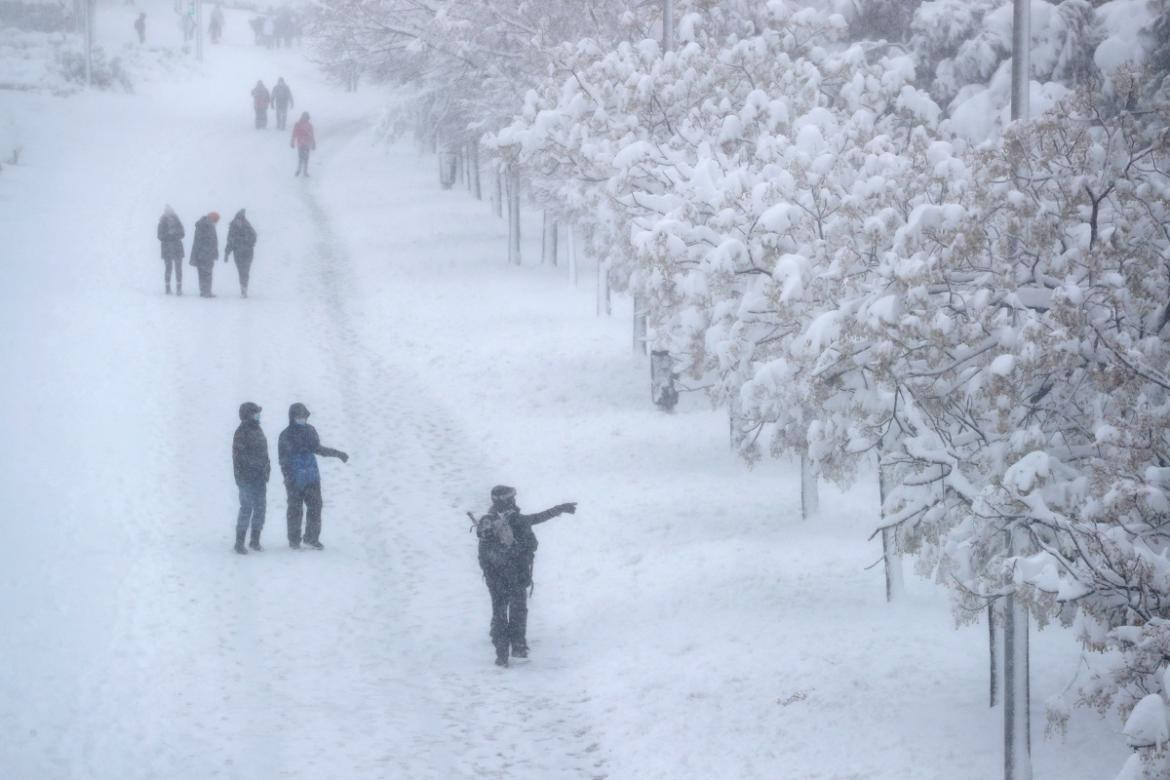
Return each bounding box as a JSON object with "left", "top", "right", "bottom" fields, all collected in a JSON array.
[
  {"left": 662, "top": 0, "right": 673, "bottom": 54},
  {"left": 84, "top": 0, "right": 93, "bottom": 87},
  {"left": 1005, "top": 3, "right": 1031, "bottom": 778},
  {"left": 196, "top": 0, "right": 204, "bottom": 62}
]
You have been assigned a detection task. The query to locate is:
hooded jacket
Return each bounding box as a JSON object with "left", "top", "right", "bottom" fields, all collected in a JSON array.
[
  {"left": 291, "top": 117, "right": 315, "bottom": 150},
  {"left": 272, "top": 80, "right": 293, "bottom": 109},
  {"left": 278, "top": 403, "right": 345, "bottom": 490},
  {"left": 157, "top": 211, "right": 185, "bottom": 261},
  {"left": 225, "top": 210, "right": 257, "bottom": 260},
  {"left": 189, "top": 216, "right": 218, "bottom": 267},
  {"left": 232, "top": 403, "right": 270, "bottom": 485},
  {"left": 252, "top": 83, "right": 270, "bottom": 112}
]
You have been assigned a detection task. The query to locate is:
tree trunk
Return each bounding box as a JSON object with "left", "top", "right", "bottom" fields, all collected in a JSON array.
[
  {"left": 632, "top": 294, "right": 647, "bottom": 354},
  {"left": 1004, "top": 526, "right": 1031, "bottom": 780},
  {"left": 542, "top": 213, "right": 558, "bottom": 266},
  {"left": 470, "top": 141, "right": 481, "bottom": 200},
  {"left": 494, "top": 166, "right": 504, "bottom": 218},
  {"left": 800, "top": 452, "right": 820, "bottom": 521},
  {"left": 877, "top": 443, "right": 904, "bottom": 602},
  {"left": 597, "top": 259, "right": 611, "bottom": 316},
  {"left": 507, "top": 167, "right": 521, "bottom": 265},
  {"left": 566, "top": 222, "right": 578, "bottom": 286}
]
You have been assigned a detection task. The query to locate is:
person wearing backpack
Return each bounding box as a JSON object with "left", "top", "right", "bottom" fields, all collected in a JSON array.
[
  {"left": 475, "top": 485, "right": 576, "bottom": 667},
  {"left": 278, "top": 402, "right": 348, "bottom": 550}
]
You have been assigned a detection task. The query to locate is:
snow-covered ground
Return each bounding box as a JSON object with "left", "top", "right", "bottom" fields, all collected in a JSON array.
[{"left": 0, "top": 3, "right": 1129, "bottom": 778}]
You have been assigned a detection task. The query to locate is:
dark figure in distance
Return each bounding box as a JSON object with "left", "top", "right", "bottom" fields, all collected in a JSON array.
[
  {"left": 476, "top": 485, "right": 576, "bottom": 667},
  {"left": 209, "top": 4, "right": 224, "bottom": 44},
  {"left": 189, "top": 211, "right": 220, "bottom": 297},
  {"left": 224, "top": 209, "right": 257, "bottom": 298},
  {"left": 134, "top": 13, "right": 145, "bottom": 44},
  {"left": 252, "top": 80, "right": 270, "bottom": 130},
  {"left": 232, "top": 402, "right": 270, "bottom": 554},
  {"left": 291, "top": 112, "right": 315, "bottom": 177},
  {"left": 157, "top": 205, "right": 184, "bottom": 295},
  {"left": 271, "top": 77, "right": 293, "bottom": 130},
  {"left": 278, "top": 403, "right": 348, "bottom": 550}
]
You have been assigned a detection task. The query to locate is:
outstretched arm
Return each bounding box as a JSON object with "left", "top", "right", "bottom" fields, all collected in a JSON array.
[
  {"left": 316, "top": 444, "right": 349, "bottom": 463},
  {"left": 520, "top": 502, "right": 576, "bottom": 526}
]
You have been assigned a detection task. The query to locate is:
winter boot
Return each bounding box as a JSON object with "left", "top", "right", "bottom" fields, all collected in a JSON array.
[
  {"left": 304, "top": 539, "right": 324, "bottom": 550},
  {"left": 495, "top": 649, "right": 509, "bottom": 668},
  {"left": 248, "top": 532, "right": 263, "bottom": 552},
  {"left": 165, "top": 284, "right": 172, "bottom": 295},
  {"left": 241, "top": 285, "right": 248, "bottom": 299},
  {"left": 176, "top": 283, "right": 182, "bottom": 296},
  {"left": 511, "top": 644, "right": 529, "bottom": 659},
  {"left": 234, "top": 531, "right": 248, "bottom": 555},
  {"left": 289, "top": 540, "right": 302, "bottom": 550}
]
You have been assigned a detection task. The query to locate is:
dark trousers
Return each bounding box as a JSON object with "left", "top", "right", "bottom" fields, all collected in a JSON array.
[
  {"left": 286, "top": 481, "right": 323, "bottom": 544},
  {"left": 234, "top": 250, "right": 253, "bottom": 292},
  {"left": 236, "top": 481, "right": 266, "bottom": 539},
  {"left": 295, "top": 146, "right": 310, "bottom": 176},
  {"left": 255, "top": 110, "right": 267, "bottom": 129},
  {"left": 196, "top": 265, "right": 213, "bottom": 296},
  {"left": 275, "top": 106, "right": 288, "bottom": 130},
  {"left": 164, "top": 257, "right": 182, "bottom": 289},
  {"left": 486, "top": 573, "right": 529, "bottom": 657}
]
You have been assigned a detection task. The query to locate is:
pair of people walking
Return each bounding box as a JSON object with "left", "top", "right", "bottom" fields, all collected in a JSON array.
[
  {"left": 251, "top": 78, "right": 295, "bottom": 131},
  {"left": 474, "top": 486, "right": 577, "bottom": 667},
  {"left": 156, "top": 207, "right": 258, "bottom": 298},
  {"left": 232, "top": 402, "right": 349, "bottom": 555}
]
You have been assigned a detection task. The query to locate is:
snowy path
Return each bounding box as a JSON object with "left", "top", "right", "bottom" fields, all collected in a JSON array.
[{"left": 0, "top": 6, "right": 1131, "bottom": 779}]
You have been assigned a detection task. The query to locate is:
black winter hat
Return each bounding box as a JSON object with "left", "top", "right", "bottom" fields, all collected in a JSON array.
[
  {"left": 288, "top": 402, "right": 311, "bottom": 422},
  {"left": 239, "top": 401, "right": 262, "bottom": 421},
  {"left": 491, "top": 485, "right": 516, "bottom": 504}
]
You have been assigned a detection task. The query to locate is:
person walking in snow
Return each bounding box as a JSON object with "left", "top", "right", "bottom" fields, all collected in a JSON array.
[
  {"left": 475, "top": 485, "right": 577, "bottom": 667},
  {"left": 209, "top": 4, "right": 224, "bottom": 44},
  {"left": 156, "top": 205, "right": 184, "bottom": 295},
  {"left": 278, "top": 403, "right": 348, "bottom": 550},
  {"left": 291, "top": 112, "right": 315, "bottom": 177},
  {"left": 271, "top": 77, "right": 293, "bottom": 130},
  {"left": 251, "top": 80, "right": 271, "bottom": 130},
  {"left": 232, "top": 402, "right": 270, "bottom": 554},
  {"left": 224, "top": 209, "right": 257, "bottom": 298},
  {"left": 134, "top": 13, "right": 146, "bottom": 44},
  {"left": 189, "top": 211, "right": 220, "bottom": 297}
]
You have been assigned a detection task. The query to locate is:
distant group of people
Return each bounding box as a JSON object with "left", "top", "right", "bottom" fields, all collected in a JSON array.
[
  {"left": 134, "top": 3, "right": 225, "bottom": 46},
  {"left": 156, "top": 207, "right": 258, "bottom": 298},
  {"left": 232, "top": 402, "right": 349, "bottom": 554},
  {"left": 251, "top": 78, "right": 317, "bottom": 176},
  {"left": 249, "top": 7, "right": 301, "bottom": 48}
]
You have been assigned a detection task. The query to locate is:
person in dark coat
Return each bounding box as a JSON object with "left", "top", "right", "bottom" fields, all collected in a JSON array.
[
  {"left": 278, "top": 403, "right": 348, "bottom": 550},
  {"left": 252, "top": 80, "right": 271, "bottom": 129},
  {"left": 476, "top": 485, "right": 576, "bottom": 667},
  {"left": 189, "top": 211, "right": 220, "bottom": 297},
  {"left": 224, "top": 209, "right": 257, "bottom": 298},
  {"left": 157, "top": 205, "right": 184, "bottom": 295},
  {"left": 134, "top": 13, "right": 146, "bottom": 44},
  {"left": 271, "top": 77, "right": 293, "bottom": 130},
  {"left": 232, "top": 401, "right": 270, "bottom": 554}
]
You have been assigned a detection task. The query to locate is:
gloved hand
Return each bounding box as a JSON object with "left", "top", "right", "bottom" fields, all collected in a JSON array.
[
  {"left": 557, "top": 502, "right": 577, "bottom": 515},
  {"left": 339, "top": 452, "right": 349, "bottom": 463}
]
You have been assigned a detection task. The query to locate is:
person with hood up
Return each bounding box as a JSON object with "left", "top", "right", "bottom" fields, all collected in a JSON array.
[
  {"left": 224, "top": 209, "right": 257, "bottom": 298},
  {"left": 291, "top": 112, "right": 315, "bottom": 177},
  {"left": 271, "top": 77, "right": 293, "bottom": 130},
  {"left": 156, "top": 205, "right": 184, "bottom": 295},
  {"left": 189, "top": 211, "right": 220, "bottom": 297},
  {"left": 232, "top": 402, "right": 270, "bottom": 554},
  {"left": 251, "top": 80, "right": 271, "bottom": 129},
  {"left": 475, "top": 485, "right": 577, "bottom": 667},
  {"left": 278, "top": 403, "right": 348, "bottom": 550}
]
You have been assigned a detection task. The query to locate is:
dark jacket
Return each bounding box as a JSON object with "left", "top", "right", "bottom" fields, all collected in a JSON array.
[
  {"left": 225, "top": 211, "right": 257, "bottom": 260},
  {"left": 477, "top": 504, "right": 563, "bottom": 584},
  {"left": 272, "top": 81, "right": 293, "bottom": 109},
  {"left": 233, "top": 419, "right": 270, "bottom": 485},
  {"left": 278, "top": 405, "right": 345, "bottom": 490},
  {"left": 252, "top": 84, "right": 270, "bottom": 112},
  {"left": 157, "top": 212, "right": 185, "bottom": 260},
  {"left": 189, "top": 217, "right": 218, "bottom": 267}
]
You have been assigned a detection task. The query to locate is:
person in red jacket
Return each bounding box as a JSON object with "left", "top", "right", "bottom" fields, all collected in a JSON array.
[
  {"left": 291, "top": 112, "right": 316, "bottom": 177},
  {"left": 251, "top": 80, "right": 270, "bottom": 129}
]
